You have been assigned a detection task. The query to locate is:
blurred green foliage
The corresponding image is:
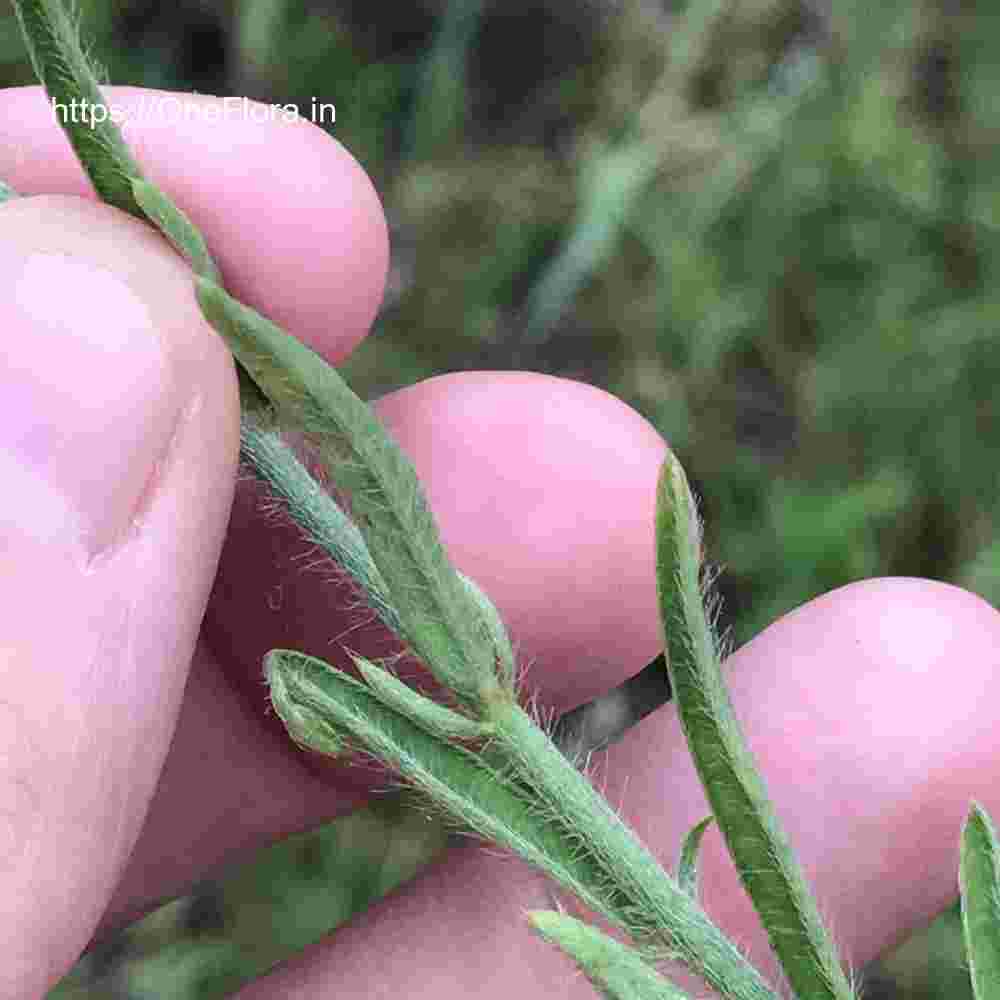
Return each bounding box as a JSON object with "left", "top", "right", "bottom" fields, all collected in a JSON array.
[{"left": 3, "top": 0, "right": 997, "bottom": 996}]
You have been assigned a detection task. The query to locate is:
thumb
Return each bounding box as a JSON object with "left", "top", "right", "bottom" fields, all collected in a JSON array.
[{"left": 0, "top": 194, "right": 239, "bottom": 995}]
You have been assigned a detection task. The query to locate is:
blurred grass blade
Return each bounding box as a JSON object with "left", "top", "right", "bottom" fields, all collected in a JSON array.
[
  {"left": 198, "top": 278, "right": 509, "bottom": 709},
  {"left": 677, "top": 817, "right": 713, "bottom": 898},
  {"left": 528, "top": 910, "right": 690, "bottom": 1000},
  {"left": 0, "top": 179, "right": 18, "bottom": 202},
  {"left": 404, "top": 0, "right": 485, "bottom": 161},
  {"left": 12, "top": 0, "right": 146, "bottom": 216},
  {"left": 523, "top": 139, "right": 659, "bottom": 343},
  {"left": 960, "top": 802, "right": 1000, "bottom": 1000},
  {"left": 131, "top": 177, "right": 221, "bottom": 282},
  {"left": 655, "top": 453, "right": 854, "bottom": 1000},
  {"left": 351, "top": 652, "right": 487, "bottom": 742}
]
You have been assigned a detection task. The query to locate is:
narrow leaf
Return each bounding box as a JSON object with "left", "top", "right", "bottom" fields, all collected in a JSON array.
[
  {"left": 12, "top": 0, "right": 146, "bottom": 216},
  {"left": 677, "top": 817, "right": 713, "bottom": 898},
  {"left": 239, "top": 419, "right": 400, "bottom": 633},
  {"left": 199, "top": 278, "right": 509, "bottom": 709},
  {"left": 266, "top": 649, "right": 611, "bottom": 914},
  {"left": 528, "top": 910, "right": 690, "bottom": 1000},
  {"left": 960, "top": 802, "right": 1000, "bottom": 1000},
  {"left": 241, "top": 422, "right": 512, "bottom": 684},
  {"left": 0, "top": 179, "right": 18, "bottom": 202},
  {"left": 460, "top": 572, "right": 516, "bottom": 688},
  {"left": 351, "top": 653, "right": 488, "bottom": 742},
  {"left": 131, "top": 177, "right": 221, "bottom": 282},
  {"left": 655, "top": 452, "right": 854, "bottom": 1000}
]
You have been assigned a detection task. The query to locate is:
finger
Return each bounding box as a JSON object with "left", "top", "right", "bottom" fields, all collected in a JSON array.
[
  {"left": 0, "top": 194, "right": 239, "bottom": 995},
  {"left": 234, "top": 578, "right": 1000, "bottom": 997},
  {"left": 106, "top": 373, "right": 668, "bottom": 921},
  {"left": 0, "top": 86, "right": 388, "bottom": 361}
]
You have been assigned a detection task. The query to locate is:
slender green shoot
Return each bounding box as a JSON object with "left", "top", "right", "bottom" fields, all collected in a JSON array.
[
  {"left": 131, "top": 178, "right": 221, "bottom": 282},
  {"left": 11, "top": 0, "right": 146, "bottom": 216},
  {"left": 239, "top": 418, "right": 401, "bottom": 633},
  {"left": 960, "top": 802, "right": 1000, "bottom": 1000},
  {"left": 268, "top": 648, "right": 777, "bottom": 1000},
  {"left": 489, "top": 702, "right": 776, "bottom": 1000},
  {"left": 198, "top": 278, "right": 510, "bottom": 711},
  {"left": 240, "top": 420, "right": 514, "bottom": 689},
  {"left": 0, "top": 179, "right": 18, "bottom": 202},
  {"left": 528, "top": 910, "right": 691, "bottom": 1000},
  {"left": 655, "top": 452, "right": 855, "bottom": 1000},
  {"left": 677, "top": 817, "right": 713, "bottom": 898}
]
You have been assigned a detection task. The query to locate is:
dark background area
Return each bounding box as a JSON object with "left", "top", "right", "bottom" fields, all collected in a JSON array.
[{"left": 3, "top": 1, "right": 997, "bottom": 996}]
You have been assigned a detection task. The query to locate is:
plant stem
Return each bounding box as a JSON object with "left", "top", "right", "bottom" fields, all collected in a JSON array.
[
  {"left": 12, "top": 0, "right": 146, "bottom": 216},
  {"left": 490, "top": 701, "right": 777, "bottom": 1000}
]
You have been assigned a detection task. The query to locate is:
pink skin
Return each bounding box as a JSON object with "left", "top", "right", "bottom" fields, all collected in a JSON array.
[{"left": 2, "top": 86, "right": 999, "bottom": 997}]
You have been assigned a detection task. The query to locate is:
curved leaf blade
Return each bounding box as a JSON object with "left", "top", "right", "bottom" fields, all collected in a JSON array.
[
  {"left": 655, "top": 452, "right": 854, "bottom": 1000},
  {"left": 528, "top": 910, "right": 691, "bottom": 1000},
  {"left": 677, "top": 817, "right": 713, "bottom": 898},
  {"left": 961, "top": 802, "right": 1000, "bottom": 1000}
]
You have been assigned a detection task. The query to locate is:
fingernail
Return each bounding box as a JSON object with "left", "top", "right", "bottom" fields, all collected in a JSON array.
[{"left": 0, "top": 248, "right": 182, "bottom": 561}]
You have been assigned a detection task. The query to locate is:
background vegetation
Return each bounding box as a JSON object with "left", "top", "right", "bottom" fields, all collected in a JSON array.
[{"left": 2, "top": 0, "right": 996, "bottom": 996}]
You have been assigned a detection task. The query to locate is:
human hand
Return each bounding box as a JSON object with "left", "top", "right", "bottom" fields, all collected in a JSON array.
[{"left": 3, "top": 87, "right": 999, "bottom": 999}]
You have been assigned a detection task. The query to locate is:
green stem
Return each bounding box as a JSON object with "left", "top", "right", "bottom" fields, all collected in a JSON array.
[
  {"left": 491, "top": 702, "right": 776, "bottom": 1000},
  {"left": 12, "top": 0, "right": 146, "bottom": 216}
]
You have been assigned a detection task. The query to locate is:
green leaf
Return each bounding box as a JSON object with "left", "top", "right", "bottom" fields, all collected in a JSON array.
[
  {"left": 459, "top": 572, "right": 516, "bottom": 689},
  {"left": 268, "top": 649, "right": 774, "bottom": 1000},
  {"left": 960, "top": 802, "right": 1000, "bottom": 1000},
  {"left": 655, "top": 452, "right": 854, "bottom": 1000},
  {"left": 265, "top": 649, "right": 613, "bottom": 913},
  {"left": 351, "top": 652, "right": 488, "bottom": 743},
  {"left": 12, "top": 0, "right": 146, "bottom": 216},
  {"left": 677, "top": 817, "right": 713, "bottom": 898},
  {"left": 239, "top": 419, "right": 400, "bottom": 633},
  {"left": 528, "top": 910, "right": 691, "bottom": 1000},
  {"left": 198, "top": 278, "right": 510, "bottom": 710},
  {"left": 0, "top": 179, "right": 18, "bottom": 203},
  {"left": 131, "top": 178, "right": 221, "bottom": 282}
]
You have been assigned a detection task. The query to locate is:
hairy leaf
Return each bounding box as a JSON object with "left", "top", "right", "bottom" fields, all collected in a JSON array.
[{"left": 656, "top": 452, "right": 854, "bottom": 1000}]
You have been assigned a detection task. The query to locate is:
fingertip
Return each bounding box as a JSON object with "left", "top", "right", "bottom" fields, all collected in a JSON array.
[
  {"left": 0, "top": 86, "right": 389, "bottom": 361},
  {"left": 373, "top": 371, "right": 670, "bottom": 712}
]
